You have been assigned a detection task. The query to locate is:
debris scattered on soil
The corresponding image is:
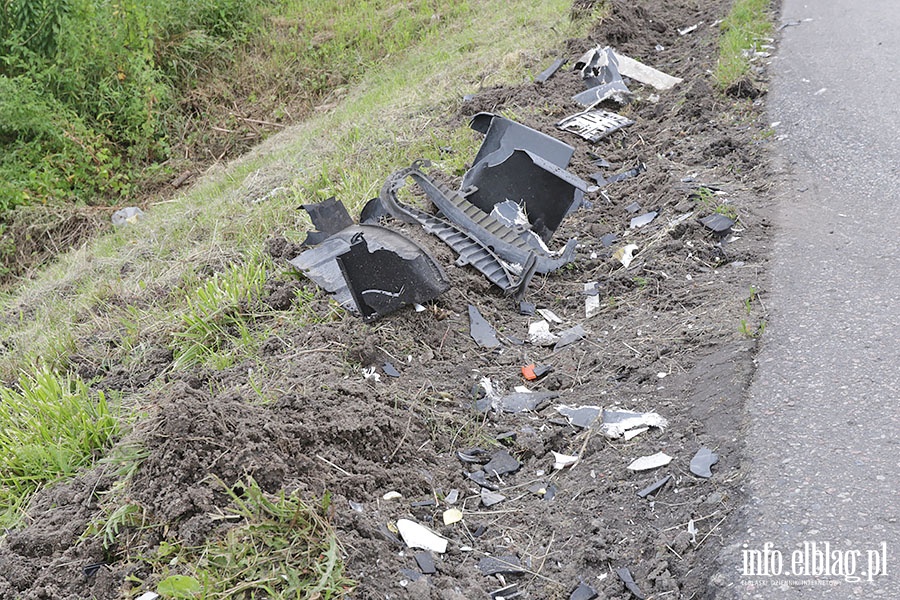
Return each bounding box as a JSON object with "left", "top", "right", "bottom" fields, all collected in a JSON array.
[
  {"left": 617, "top": 566, "right": 647, "bottom": 599},
  {"left": 600, "top": 409, "right": 669, "bottom": 439},
  {"left": 627, "top": 452, "right": 673, "bottom": 471},
  {"left": 111, "top": 206, "right": 144, "bottom": 226},
  {"left": 469, "top": 304, "right": 501, "bottom": 348},
  {"left": 690, "top": 446, "right": 720, "bottom": 478},
  {"left": 396, "top": 519, "right": 448, "bottom": 554},
  {"left": 637, "top": 475, "right": 672, "bottom": 498}
]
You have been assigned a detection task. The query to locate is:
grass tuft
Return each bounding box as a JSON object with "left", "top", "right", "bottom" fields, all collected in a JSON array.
[
  {"left": 0, "top": 365, "right": 119, "bottom": 526},
  {"left": 714, "top": 0, "right": 773, "bottom": 89}
]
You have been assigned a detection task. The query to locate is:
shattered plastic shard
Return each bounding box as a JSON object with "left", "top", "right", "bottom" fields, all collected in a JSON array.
[
  {"left": 557, "top": 109, "right": 635, "bottom": 143},
  {"left": 495, "top": 391, "right": 558, "bottom": 413},
  {"left": 537, "top": 308, "right": 564, "bottom": 323},
  {"left": 607, "top": 162, "right": 646, "bottom": 183},
  {"left": 481, "top": 488, "right": 506, "bottom": 507},
  {"left": 529, "top": 320, "right": 560, "bottom": 346},
  {"left": 700, "top": 213, "right": 735, "bottom": 234},
  {"left": 629, "top": 211, "right": 658, "bottom": 229},
  {"left": 570, "top": 582, "right": 599, "bottom": 600},
  {"left": 483, "top": 449, "right": 521, "bottom": 477},
  {"left": 637, "top": 475, "right": 672, "bottom": 498},
  {"left": 571, "top": 45, "right": 633, "bottom": 106},
  {"left": 443, "top": 508, "right": 463, "bottom": 525},
  {"left": 535, "top": 57, "right": 567, "bottom": 83},
  {"left": 552, "top": 451, "right": 579, "bottom": 470},
  {"left": 690, "top": 447, "right": 719, "bottom": 478},
  {"left": 627, "top": 452, "right": 672, "bottom": 471},
  {"left": 554, "top": 324, "right": 586, "bottom": 350},
  {"left": 396, "top": 519, "right": 448, "bottom": 554},
  {"left": 382, "top": 362, "right": 401, "bottom": 378},
  {"left": 491, "top": 584, "right": 522, "bottom": 600},
  {"left": 600, "top": 409, "right": 668, "bottom": 439},
  {"left": 612, "top": 49, "right": 683, "bottom": 91},
  {"left": 468, "top": 112, "right": 574, "bottom": 170},
  {"left": 415, "top": 551, "right": 437, "bottom": 575},
  {"left": 301, "top": 196, "right": 353, "bottom": 245},
  {"left": 478, "top": 555, "right": 525, "bottom": 576},
  {"left": 616, "top": 567, "right": 647, "bottom": 599},
  {"left": 468, "top": 305, "right": 501, "bottom": 348},
  {"left": 557, "top": 405, "right": 602, "bottom": 429}
]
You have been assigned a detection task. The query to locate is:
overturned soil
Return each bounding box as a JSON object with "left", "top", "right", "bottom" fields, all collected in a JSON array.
[{"left": 0, "top": 1, "right": 777, "bottom": 599}]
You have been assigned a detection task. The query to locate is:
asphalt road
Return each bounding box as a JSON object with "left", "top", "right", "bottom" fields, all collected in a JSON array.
[{"left": 708, "top": 0, "right": 900, "bottom": 597}]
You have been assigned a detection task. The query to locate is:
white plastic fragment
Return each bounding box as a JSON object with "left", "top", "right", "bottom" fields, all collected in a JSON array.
[
  {"left": 584, "top": 282, "right": 601, "bottom": 318},
  {"left": 528, "top": 320, "right": 559, "bottom": 346},
  {"left": 481, "top": 488, "right": 506, "bottom": 507},
  {"left": 396, "top": 519, "right": 448, "bottom": 554},
  {"left": 536, "top": 308, "right": 564, "bottom": 324},
  {"left": 383, "top": 491, "right": 402, "bottom": 501},
  {"left": 414, "top": 304, "right": 427, "bottom": 312},
  {"left": 600, "top": 409, "right": 669, "bottom": 439},
  {"left": 362, "top": 366, "right": 381, "bottom": 382},
  {"left": 627, "top": 452, "right": 672, "bottom": 471},
  {"left": 688, "top": 519, "right": 698, "bottom": 544},
  {"left": 623, "top": 427, "right": 649, "bottom": 441},
  {"left": 445, "top": 489, "right": 459, "bottom": 504},
  {"left": 552, "top": 451, "right": 579, "bottom": 470},
  {"left": 443, "top": 508, "right": 463, "bottom": 525},
  {"left": 513, "top": 385, "right": 531, "bottom": 394},
  {"left": 135, "top": 594, "right": 160, "bottom": 600},
  {"left": 614, "top": 244, "right": 639, "bottom": 268},
  {"left": 612, "top": 50, "right": 683, "bottom": 90}
]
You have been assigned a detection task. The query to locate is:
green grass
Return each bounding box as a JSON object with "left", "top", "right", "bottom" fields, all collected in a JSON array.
[
  {"left": 147, "top": 478, "right": 354, "bottom": 599},
  {"left": 0, "top": 365, "right": 119, "bottom": 526},
  {"left": 714, "top": 0, "right": 773, "bottom": 89}
]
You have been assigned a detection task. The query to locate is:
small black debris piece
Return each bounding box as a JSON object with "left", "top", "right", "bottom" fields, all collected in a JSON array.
[
  {"left": 478, "top": 555, "right": 525, "bottom": 576},
  {"left": 301, "top": 197, "right": 354, "bottom": 246},
  {"left": 600, "top": 233, "right": 618, "bottom": 247},
  {"left": 382, "top": 362, "right": 400, "bottom": 378},
  {"left": 570, "top": 582, "right": 599, "bottom": 600},
  {"left": 617, "top": 567, "right": 646, "bottom": 599},
  {"left": 378, "top": 524, "right": 404, "bottom": 547},
  {"left": 557, "top": 109, "right": 635, "bottom": 143},
  {"left": 587, "top": 153, "right": 611, "bottom": 168},
  {"left": 519, "top": 301, "right": 536, "bottom": 316},
  {"left": 588, "top": 172, "right": 608, "bottom": 187},
  {"left": 467, "top": 470, "right": 500, "bottom": 490},
  {"left": 469, "top": 305, "right": 501, "bottom": 348},
  {"left": 83, "top": 563, "right": 106, "bottom": 577},
  {"left": 400, "top": 568, "right": 423, "bottom": 582},
  {"left": 411, "top": 498, "right": 436, "bottom": 508},
  {"left": 359, "top": 197, "right": 390, "bottom": 224},
  {"left": 544, "top": 483, "right": 557, "bottom": 501},
  {"left": 483, "top": 449, "right": 520, "bottom": 477},
  {"left": 472, "top": 524, "right": 488, "bottom": 537},
  {"left": 415, "top": 551, "right": 437, "bottom": 575},
  {"left": 637, "top": 475, "right": 671, "bottom": 498},
  {"left": 607, "top": 162, "right": 646, "bottom": 184},
  {"left": 535, "top": 57, "right": 567, "bottom": 84},
  {"left": 700, "top": 213, "right": 735, "bottom": 234},
  {"left": 625, "top": 201, "right": 642, "bottom": 214},
  {"left": 690, "top": 447, "right": 719, "bottom": 478},
  {"left": 491, "top": 584, "right": 523, "bottom": 599}
]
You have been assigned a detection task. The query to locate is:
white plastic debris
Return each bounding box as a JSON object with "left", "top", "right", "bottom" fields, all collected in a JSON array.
[
  {"left": 111, "top": 206, "right": 145, "bottom": 227},
  {"left": 627, "top": 452, "right": 672, "bottom": 471},
  {"left": 396, "top": 519, "right": 448, "bottom": 554},
  {"left": 600, "top": 409, "right": 669, "bottom": 439},
  {"left": 414, "top": 304, "right": 427, "bottom": 312},
  {"left": 614, "top": 244, "right": 639, "bottom": 268},
  {"left": 623, "top": 427, "right": 649, "bottom": 441},
  {"left": 383, "top": 491, "right": 402, "bottom": 501},
  {"left": 528, "top": 320, "right": 559, "bottom": 346},
  {"left": 612, "top": 49, "right": 683, "bottom": 90},
  {"left": 688, "top": 519, "right": 698, "bottom": 544},
  {"left": 513, "top": 385, "right": 531, "bottom": 394},
  {"left": 584, "top": 282, "right": 601, "bottom": 318},
  {"left": 443, "top": 508, "right": 463, "bottom": 525},
  {"left": 536, "top": 308, "right": 564, "bottom": 324},
  {"left": 135, "top": 594, "right": 160, "bottom": 600},
  {"left": 481, "top": 488, "right": 506, "bottom": 507},
  {"left": 552, "top": 451, "right": 579, "bottom": 470},
  {"left": 445, "top": 489, "right": 459, "bottom": 504}
]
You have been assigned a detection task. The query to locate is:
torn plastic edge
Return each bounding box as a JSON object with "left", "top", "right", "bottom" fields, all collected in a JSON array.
[
  {"left": 463, "top": 148, "right": 592, "bottom": 243},
  {"left": 467, "top": 112, "right": 574, "bottom": 171},
  {"left": 290, "top": 224, "right": 449, "bottom": 321},
  {"left": 616, "top": 567, "right": 647, "bottom": 599},
  {"left": 469, "top": 304, "right": 501, "bottom": 348},
  {"left": 636, "top": 475, "right": 671, "bottom": 498},
  {"left": 535, "top": 57, "right": 567, "bottom": 84},
  {"left": 301, "top": 196, "right": 354, "bottom": 246}
]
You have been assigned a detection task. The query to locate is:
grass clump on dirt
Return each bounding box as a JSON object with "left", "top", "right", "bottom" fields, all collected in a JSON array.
[
  {"left": 0, "top": 365, "right": 119, "bottom": 527},
  {"left": 714, "top": 0, "right": 773, "bottom": 88},
  {"left": 150, "top": 478, "right": 354, "bottom": 599}
]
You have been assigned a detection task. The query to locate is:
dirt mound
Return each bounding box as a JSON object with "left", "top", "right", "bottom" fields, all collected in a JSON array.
[{"left": 0, "top": 0, "right": 775, "bottom": 598}]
